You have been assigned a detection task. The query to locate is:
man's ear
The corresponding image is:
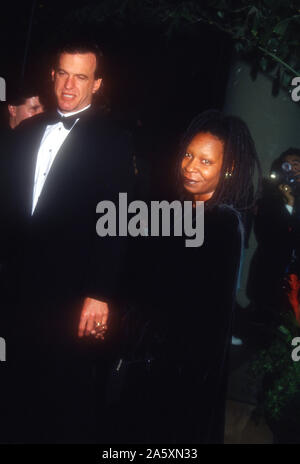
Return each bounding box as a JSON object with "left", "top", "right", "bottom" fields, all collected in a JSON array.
[
  {"left": 51, "top": 69, "right": 55, "bottom": 81},
  {"left": 8, "top": 105, "right": 16, "bottom": 118},
  {"left": 92, "top": 78, "right": 102, "bottom": 94}
]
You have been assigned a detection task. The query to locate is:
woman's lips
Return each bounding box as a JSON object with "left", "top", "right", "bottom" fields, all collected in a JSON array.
[{"left": 183, "top": 177, "right": 200, "bottom": 185}]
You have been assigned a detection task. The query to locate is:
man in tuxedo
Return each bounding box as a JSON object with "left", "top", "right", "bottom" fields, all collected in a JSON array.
[{"left": 1, "top": 40, "right": 134, "bottom": 442}]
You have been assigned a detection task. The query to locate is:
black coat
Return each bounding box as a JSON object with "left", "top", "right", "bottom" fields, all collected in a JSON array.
[
  {"left": 247, "top": 180, "right": 300, "bottom": 311},
  {"left": 0, "top": 106, "right": 135, "bottom": 351},
  {"left": 109, "top": 204, "right": 243, "bottom": 444},
  {"left": 0, "top": 106, "right": 137, "bottom": 443},
  {"left": 156, "top": 204, "right": 242, "bottom": 443}
]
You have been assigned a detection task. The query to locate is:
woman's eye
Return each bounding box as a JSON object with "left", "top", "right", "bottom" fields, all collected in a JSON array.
[
  {"left": 184, "top": 153, "right": 192, "bottom": 158},
  {"left": 202, "top": 159, "right": 211, "bottom": 165}
]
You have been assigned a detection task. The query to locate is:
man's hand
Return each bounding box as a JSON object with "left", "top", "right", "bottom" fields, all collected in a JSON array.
[
  {"left": 78, "top": 297, "right": 109, "bottom": 339},
  {"left": 279, "top": 184, "right": 295, "bottom": 207}
]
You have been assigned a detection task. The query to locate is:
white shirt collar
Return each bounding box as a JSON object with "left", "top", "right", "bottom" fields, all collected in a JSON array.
[{"left": 57, "top": 104, "right": 91, "bottom": 118}]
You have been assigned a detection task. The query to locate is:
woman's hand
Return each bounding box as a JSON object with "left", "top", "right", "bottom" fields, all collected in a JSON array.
[
  {"left": 279, "top": 184, "right": 295, "bottom": 207},
  {"left": 78, "top": 297, "right": 109, "bottom": 340}
]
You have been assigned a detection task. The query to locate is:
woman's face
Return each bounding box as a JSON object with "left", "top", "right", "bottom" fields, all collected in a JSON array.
[{"left": 181, "top": 132, "right": 224, "bottom": 202}]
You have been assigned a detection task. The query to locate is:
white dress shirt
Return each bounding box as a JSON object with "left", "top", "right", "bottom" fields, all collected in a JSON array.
[{"left": 31, "top": 104, "right": 91, "bottom": 215}]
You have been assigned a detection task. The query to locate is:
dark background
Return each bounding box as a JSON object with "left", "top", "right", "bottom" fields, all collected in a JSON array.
[{"left": 0, "top": 0, "right": 233, "bottom": 181}]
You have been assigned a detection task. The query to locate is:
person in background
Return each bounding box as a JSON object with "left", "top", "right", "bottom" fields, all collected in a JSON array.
[
  {"left": 0, "top": 83, "right": 44, "bottom": 151},
  {"left": 247, "top": 148, "right": 300, "bottom": 323},
  {"left": 7, "top": 87, "right": 44, "bottom": 129}
]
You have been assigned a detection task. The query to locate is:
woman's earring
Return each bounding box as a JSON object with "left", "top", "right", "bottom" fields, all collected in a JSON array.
[
  {"left": 225, "top": 161, "right": 235, "bottom": 178},
  {"left": 225, "top": 170, "right": 232, "bottom": 178}
]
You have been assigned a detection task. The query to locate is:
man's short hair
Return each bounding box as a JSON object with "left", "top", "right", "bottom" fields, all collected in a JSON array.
[
  {"left": 53, "top": 39, "right": 104, "bottom": 79},
  {"left": 280, "top": 147, "right": 300, "bottom": 161},
  {"left": 7, "top": 82, "right": 42, "bottom": 106}
]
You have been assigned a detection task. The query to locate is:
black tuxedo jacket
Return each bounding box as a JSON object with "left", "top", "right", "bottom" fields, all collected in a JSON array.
[{"left": 0, "top": 107, "right": 134, "bottom": 326}]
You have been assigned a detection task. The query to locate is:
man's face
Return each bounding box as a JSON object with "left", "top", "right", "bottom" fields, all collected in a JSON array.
[
  {"left": 51, "top": 53, "right": 102, "bottom": 113},
  {"left": 8, "top": 96, "right": 44, "bottom": 128},
  {"left": 285, "top": 154, "right": 300, "bottom": 182}
]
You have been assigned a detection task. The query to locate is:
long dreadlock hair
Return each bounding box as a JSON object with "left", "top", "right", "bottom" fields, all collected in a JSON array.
[{"left": 176, "top": 110, "right": 262, "bottom": 211}]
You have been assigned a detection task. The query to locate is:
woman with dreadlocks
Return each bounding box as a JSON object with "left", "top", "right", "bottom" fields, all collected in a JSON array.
[
  {"left": 139, "top": 109, "right": 262, "bottom": 444},
  {"left": 108, "top": 110, "right": 261, "bottom": 444}
]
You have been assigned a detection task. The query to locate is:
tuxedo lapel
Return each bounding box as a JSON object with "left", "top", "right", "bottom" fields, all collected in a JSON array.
[
  {"left": 27, "top": 108, "right": 104, "bottom": 216},
  {"left": 21, "top": 123, "right": 47, "bottom": 217},
  {"left": 32, "top": 119, "right": 86, "bottom": 216}
]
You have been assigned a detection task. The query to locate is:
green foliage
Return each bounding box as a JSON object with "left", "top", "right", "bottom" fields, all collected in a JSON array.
[
  {"left": 35, "top": 1, "right": 300, "bottom": 95},
  {"left": 251, "top": 316, "right": 300, "bottom": 423}
]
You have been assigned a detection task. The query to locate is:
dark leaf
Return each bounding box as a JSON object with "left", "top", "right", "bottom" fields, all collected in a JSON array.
[
  {"left": 272, "top": 67, "right": 281, "bottom": 96},
  {"left": 234, "top": 41, "right": 244, "bottom": 53},
  {"left": 273, "top": 17, "right": 291, "bottom": 36},
  {"left": 282, "top": 71, "right": 293, "bottom": 88},
  {"left": 260, "top": 56, "right": 268, "bottom": 72},
  {"left": 250, "top": 59, "right": 260, "bottom": 81}
]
